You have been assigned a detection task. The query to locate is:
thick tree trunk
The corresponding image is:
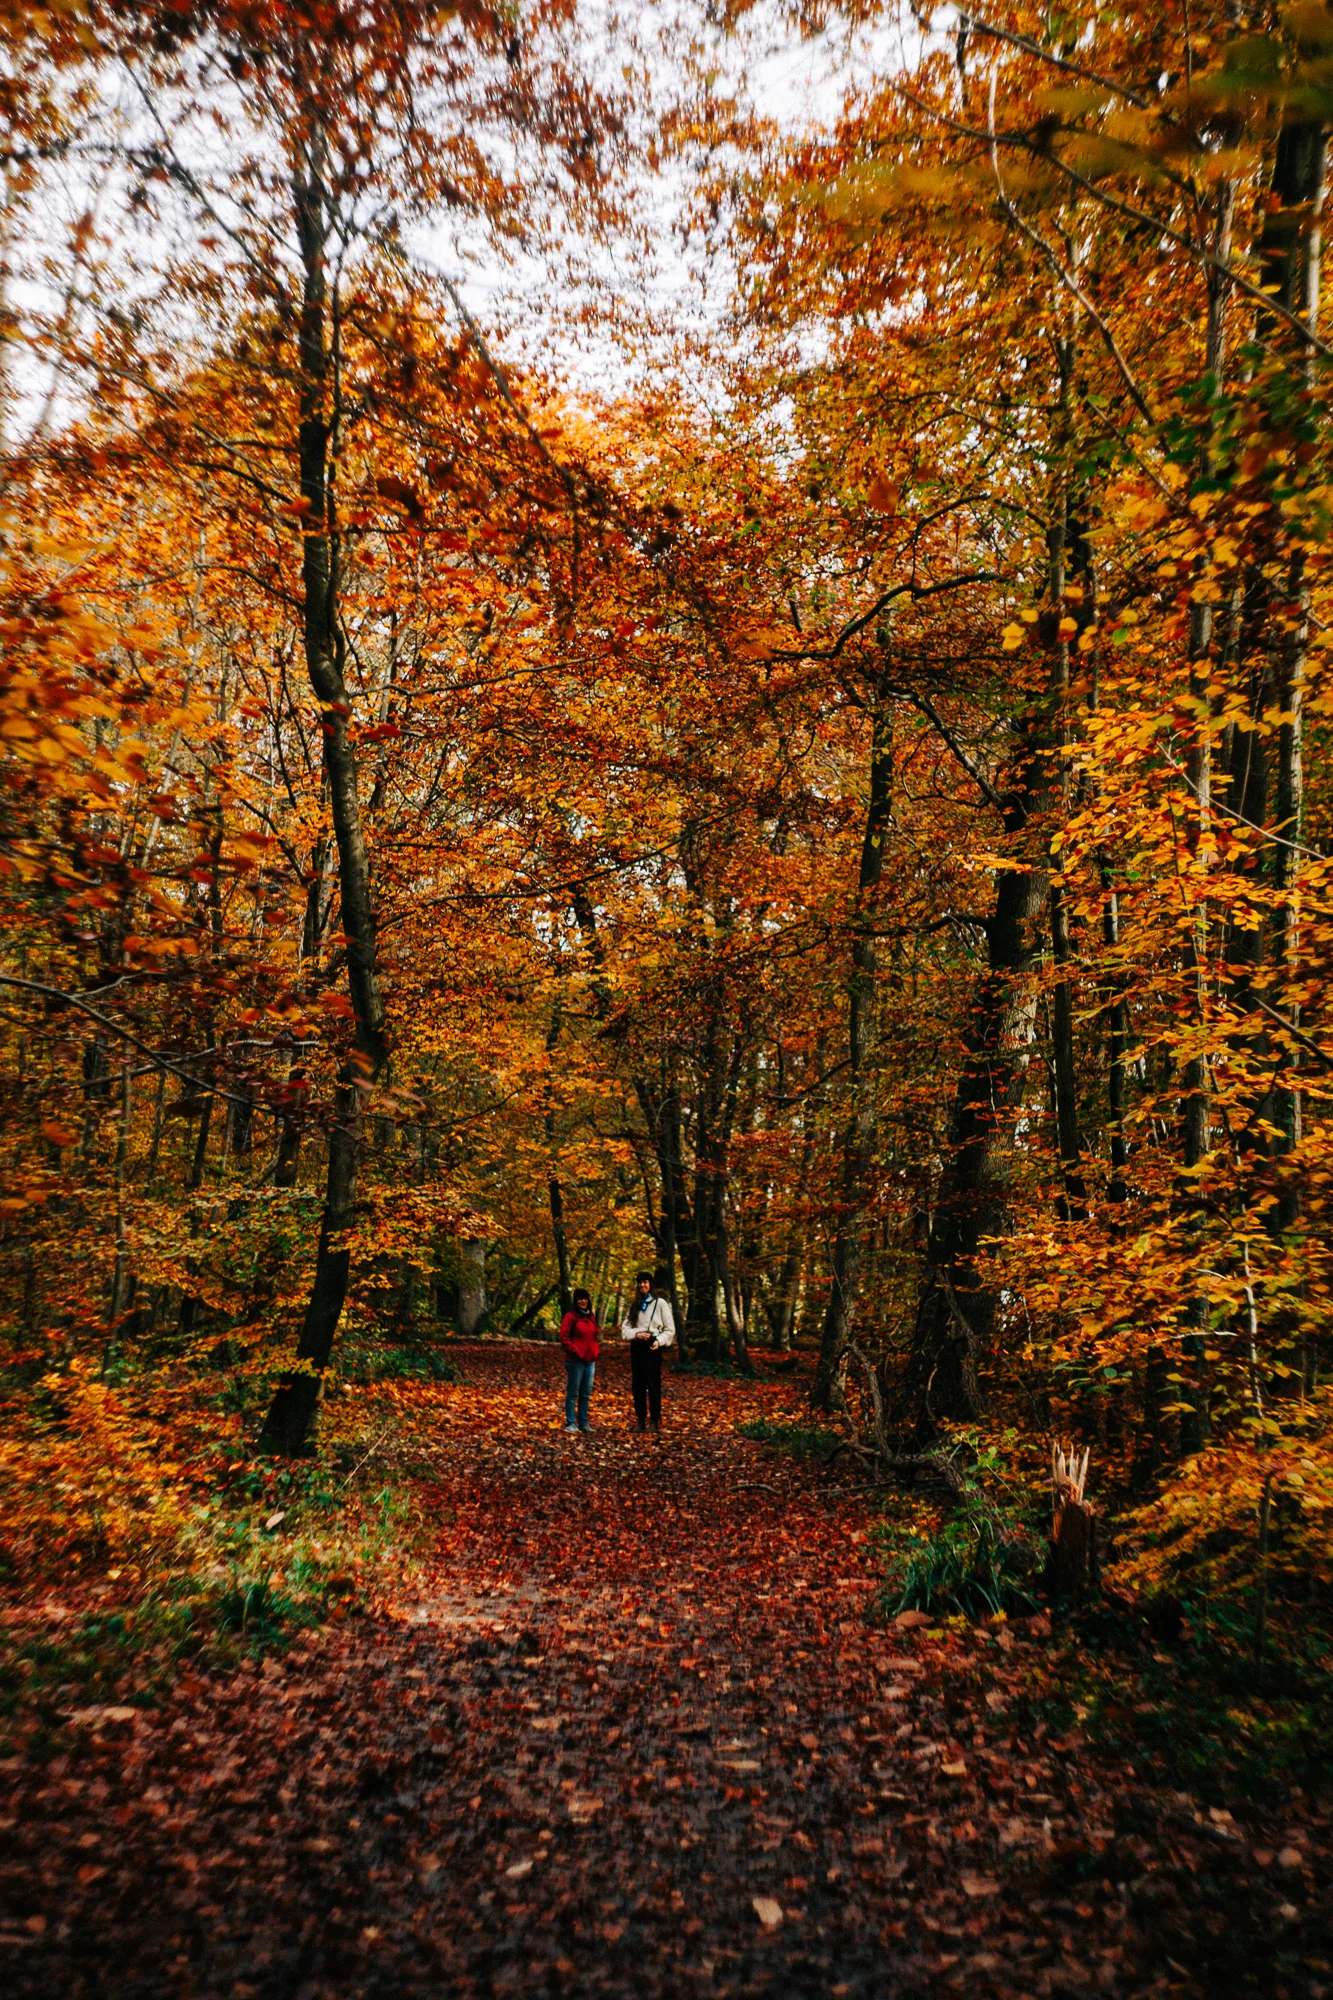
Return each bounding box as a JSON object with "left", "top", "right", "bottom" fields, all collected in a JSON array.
[
  {"left": 905, "top": 733, "right": 1049, "bottom": 1427},
  {"left": 258, "top": 143, "right": 387, "bottom": 1457}
]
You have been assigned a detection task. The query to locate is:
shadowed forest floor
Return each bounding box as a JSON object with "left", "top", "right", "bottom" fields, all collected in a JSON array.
[{"left": 3, "top": 1343, "right": 1329, "bottom": 1998}]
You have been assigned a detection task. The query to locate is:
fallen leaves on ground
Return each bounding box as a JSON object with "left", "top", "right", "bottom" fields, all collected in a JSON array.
[{"left": 1, "top": 1343, "right": 1329, "bottom": 1997}]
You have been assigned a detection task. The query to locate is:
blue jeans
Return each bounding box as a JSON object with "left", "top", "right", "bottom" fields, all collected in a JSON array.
[{"left": 564, "top": 1358, "right": 595, "bottom": 1429}]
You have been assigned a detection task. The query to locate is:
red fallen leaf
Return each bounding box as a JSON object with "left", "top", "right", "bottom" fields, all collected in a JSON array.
[
  {"left": 961, "top": 1873, "right": 999, "bottom": 1897},
  {"left": 894, "top": 1610, "right": 931, "bottom": 1630}
]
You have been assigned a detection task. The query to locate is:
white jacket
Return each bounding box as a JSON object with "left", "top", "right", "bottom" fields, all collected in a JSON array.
[{"left": 620, "top": 1293, "right": 676, "bottom": 1348}]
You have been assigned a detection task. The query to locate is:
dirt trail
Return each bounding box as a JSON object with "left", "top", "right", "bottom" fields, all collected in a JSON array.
[{"left": 2, "top": 1345, "right": 1327, "bottom": 1997}]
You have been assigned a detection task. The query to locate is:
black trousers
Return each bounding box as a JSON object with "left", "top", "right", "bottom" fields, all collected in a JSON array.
[{"left": 630, "top": 1343, "right": 662, "bottom": 1426}]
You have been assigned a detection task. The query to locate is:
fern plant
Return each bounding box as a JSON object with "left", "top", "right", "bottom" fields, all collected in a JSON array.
[{"left": 878, "top": 1452, "right": 1044, "bottom": 1620}]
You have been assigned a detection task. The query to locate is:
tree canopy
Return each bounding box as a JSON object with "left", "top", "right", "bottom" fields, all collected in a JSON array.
[{"left": 3, "top": 0, "right": 1332, "bottom": 1801}]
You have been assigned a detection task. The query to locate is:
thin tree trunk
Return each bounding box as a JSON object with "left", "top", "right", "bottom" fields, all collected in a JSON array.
[
  {"left": 815, "top": 685, "right": 893, "bottom": 1410},
  {"left": 1049, "top": 884, "right": 1086, "bottom": 1218},
  {"left": 187, "top": 1031, "right": 216, "bottom": 1192},
  {"left": 717, "top": 1205, "right": 754, "bottom": 1376},
  {"left": 259, "top": 138, "right": 387, "bottom": 1456},
  {"left": 1045, "top": 465, "right": 1087, "bottom": 1221},
  {"left": 770, "top": 1121, "right": 816, "bottom": 1350},
  {"left": 543, "top": 1003, "right": 572, "bottom": 1312},
  {"left": 1268, "top": 132, "right": 1323, "bottom": 1235},
  {"left": 1178, "top": 179, "right": 1236, "bottom": 1453},
  {"left": 107, "top": 1054, "right": 132, "bottom": 1332},
  {"left": 145, "top": 1067, "right": 166, "bottom": 1181},
  {"left": 1098, "top": 868, "right": 1130, "bottom": 1203}
]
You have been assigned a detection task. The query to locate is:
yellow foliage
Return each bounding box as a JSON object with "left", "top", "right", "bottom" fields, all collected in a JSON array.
[
  {"left": 1117, "top": 1396, "right": 1333, "bottom": 1605},
  {"left": 0, "top": 1363, "right": 190, "bottom": 1574}
]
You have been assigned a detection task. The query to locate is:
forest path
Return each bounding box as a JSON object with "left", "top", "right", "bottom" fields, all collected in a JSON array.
[{"left": 5, "top": 1343, "right": 1323, "bottom": 1998}]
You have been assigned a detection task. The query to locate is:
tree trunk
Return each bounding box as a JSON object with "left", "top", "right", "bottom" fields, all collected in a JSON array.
[
  {"left": 907, "top": 332, "right": 1077, "bottom": 1429},
  {"left": 815, "top": 689, "right": 893, "bottom": 1410},
  {"left": 1048, "top": 1496, "right": 1099, "bottom": 1604},
  {"left": 258, "top": 140, "right": 387, "bottom": 1457},
  {"left": 458, "top": 1238, "right": 488, "bottom": 1336},
  {"left": 1045, "top": 482, "right": 1086, "bottom": 1221},
  {"left": 1049, "top": 882, "right": 1086, "bottom": 1219},
  {"left": 1177, "top": 179, "right": 1237, "bottom": 1452},
  {"left": 683, "top": 1012, "right": 730, "bottom": 1359},
  {"left": 543, "top": 1003, "right": 573, "bottom": 1312},
  {"left": 1267, "top": 128, "right": 1323, "bottom": 1236},
  {"left": 905, "top": 727, "right": 1050, "bottom": 1428},
  {"left": 187, "top": 1030, "right": 216, "bottom": 1192},
  {"left": 768, "top": 1121, "right": 815, "bottom": 1349},
  {"left": 107, "top": 1055, "right": 132, "bottom": 1332},
  {"left": 717, "top": 1206, "right": 754, "bottom": 1376},
  {"left": 1101, "top": 874, "right": 1129, "bottom": 1204},
  {"left": 228, "top": 1066, "right": 256, "bottom": 1156}
]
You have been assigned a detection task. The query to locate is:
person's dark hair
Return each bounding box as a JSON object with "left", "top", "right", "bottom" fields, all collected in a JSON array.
[
  {"left": 572, "top": 1288, "right": 593, "bottom": 1316},
  {"left": 628, "top": 1268, "right": 654, "bottom": 1326}
]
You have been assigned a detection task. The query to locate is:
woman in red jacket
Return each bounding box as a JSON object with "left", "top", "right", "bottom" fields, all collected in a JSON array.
[{"left": 558, "top": 1287, "right": 600, "bottom": 1436}]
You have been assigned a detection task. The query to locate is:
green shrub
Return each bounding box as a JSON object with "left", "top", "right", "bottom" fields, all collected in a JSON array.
[
  {"left": 877, "top": 1452, "right": 1044, "bottom": 1620},
  {"left": 216, "top": 1574, "right": 314, "bottom": 1646},
  {"left": 338, "top": 1340, "right": 460, "bottom": 1385}
]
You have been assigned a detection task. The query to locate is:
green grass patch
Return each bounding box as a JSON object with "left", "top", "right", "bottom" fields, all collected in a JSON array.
[
  {"left": 737, "top": 1415, "right": 843, "bottom": 1463},
  {"left": 336, "top": 1337, "right": 461, "bottom": 1385}
]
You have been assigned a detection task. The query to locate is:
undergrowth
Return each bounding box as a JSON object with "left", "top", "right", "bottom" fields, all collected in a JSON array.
[
  {"left": 737, "top": 1415, "right": 843, "bottom": 1463},
  {"left": 336, "top": 1336, "right": 462, "bottom": 1386},
  {"left": 677, "top": 1354, "right": 747, "bottom": 1379},
  {"left": 0, "top": 1434, "right": 423, "bottom": 1755},
  {"left": 1009, "top": 1606, "right": 1333, "bottom": 1807},
  {"left": 876, "top": 1445, "right": 1045, "bottom": 1620}
]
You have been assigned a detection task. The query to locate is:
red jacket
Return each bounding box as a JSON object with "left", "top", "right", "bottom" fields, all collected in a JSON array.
[{"left": 559, "top": 1309, "right": 600, "bottom": 1363}]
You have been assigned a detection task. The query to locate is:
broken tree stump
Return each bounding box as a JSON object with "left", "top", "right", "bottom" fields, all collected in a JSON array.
[{"left": 1047, "top": 1440, "right": 1100, "bottom": 1604}]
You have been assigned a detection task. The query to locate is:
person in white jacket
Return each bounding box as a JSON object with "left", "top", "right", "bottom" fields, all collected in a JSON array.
[{"left": 621, "top": 1269, "right": 675, "bottom": 1433}]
